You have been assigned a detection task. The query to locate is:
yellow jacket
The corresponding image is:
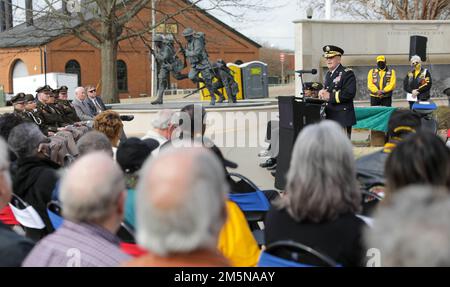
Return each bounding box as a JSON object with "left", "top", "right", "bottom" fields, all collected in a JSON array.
[
  {"left": 218, "top": 201, "right": 261, "bottom": 267},
  {"left": 367, "top": 68, "right": 396, "bottom": 97}
]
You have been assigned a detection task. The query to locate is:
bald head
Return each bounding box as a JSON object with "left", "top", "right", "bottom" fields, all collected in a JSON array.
[
  {"left": 60, "top": 152, "right": 125, "bottom": 224},
  {"left": 136, "top": 147, "right": 229, "bottom": 256}
]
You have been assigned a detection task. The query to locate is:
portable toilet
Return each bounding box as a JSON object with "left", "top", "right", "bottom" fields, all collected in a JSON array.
[
  {"left": 240, "top": 61, "right": 269, "bottom": 99},
  {"left": 227, "top": 63, "right": 244, "bottom": 100}
]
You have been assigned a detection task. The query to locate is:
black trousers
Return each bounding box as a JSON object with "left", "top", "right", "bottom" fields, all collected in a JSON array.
[{"left": 370, "top": 96, "right": 392, "bottom": 107}]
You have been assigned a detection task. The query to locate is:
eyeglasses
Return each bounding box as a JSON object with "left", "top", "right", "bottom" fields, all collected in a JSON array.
[
  {"left": 412, "top": 62, "right": 419, "bottom": 65},
  {"left": 89, "top": 90, "right": 96, "bottom": 93}
]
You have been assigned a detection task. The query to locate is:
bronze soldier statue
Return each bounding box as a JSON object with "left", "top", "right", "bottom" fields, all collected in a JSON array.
[{"left": 183, "top": 28, "right": 217, "bottom": 106}]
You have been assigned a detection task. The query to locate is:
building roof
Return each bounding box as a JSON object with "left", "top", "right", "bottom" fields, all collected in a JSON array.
[{"left": 0, "top": 1, "right": 261, "bottom": 49}]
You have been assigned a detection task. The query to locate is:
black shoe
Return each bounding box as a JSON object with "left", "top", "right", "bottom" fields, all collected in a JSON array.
[
  {"left": 271, "top": 171, "right": 276, "bottom": 177},
  {"left": 119, "top": 115, "right": 134, "bottom": 121},
  {"left": 151, "top": 100, "right": 163, "bottom": 105},
  {"left": 260, "top": 158, "right": 276, "bottom": 168},
  {"left": 209, "top": 101, "right": 215, "bottom": 106},
  {"left": 217, "top": 98, "right": 225, "bottom": 103}
]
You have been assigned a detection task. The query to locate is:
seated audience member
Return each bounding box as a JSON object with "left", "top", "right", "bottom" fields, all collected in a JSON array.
[
  {"left": 356, "top": 109, "right": 421, "bottom": 190},
  {"left": 365, "top": 185, "right": 450, "bottom": 267},
  {"left": 123, "top": 148, "right": 230, "bottom": 267},
  {"left": 22, "top": 152, "right": 130, "bottom": 267},
  {"left": 303, "top": 82, "right": 323, "bottom": 98},
  {"left": 76, "top": 131, "right": 114, "bottom": 158},
  {"left": 0, "top": 113, "right": 24, "bottom": 162},
  {"left": 264, "top": 120, "right": 365, "bottom": 266},
  {"left": 0, "top": 138, "right": 35, "bottom": 267},
  {"left": 142, "top": 109, "right": 178, "bottom": 152},
  {"left": 116, "top": 138, "right": 159, "bottom": 228},
  {"left": 8, "top": 123, "right": 60, "bottom": 239},
  {"left": 384, "top": 131, "right": 450, "bottom": 198},
  {"left": 50, "top": 131, "right": 115, "bottom": 201},
  {"left": 72, "top": 87, "right": 95, "bottom": 122},
  {"left": 94, "top": 110, "right": 124, "bottom": 148}
]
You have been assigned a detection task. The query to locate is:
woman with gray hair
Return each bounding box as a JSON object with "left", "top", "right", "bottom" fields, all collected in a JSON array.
[
  {"left": 264, "top": 120, "right": 365, "bottom": 266},
  {"left": 404, "top": 54, "right": 432, "bottom": 109}
]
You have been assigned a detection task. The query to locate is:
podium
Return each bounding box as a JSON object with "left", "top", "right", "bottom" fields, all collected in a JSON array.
[{"left": 274, "top": 96, "right": 326, "bottom": 190}]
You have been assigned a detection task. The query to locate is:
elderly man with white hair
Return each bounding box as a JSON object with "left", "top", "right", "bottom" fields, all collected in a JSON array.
[
  {"left": 0, "top": 138, "right": 35, "bottom": 267},
  {"left": 141, "top": 109, "right": 177, "bottom": 147},
  {"left": 72, "top": 87, "right": 95, "bottom": 122},
  {"left": 22, "top": 152, "right": 130, "bottom": 267},
  {"left": 124, "top": 147, "right": 230, "bottom": 267},
  {"left": 404, "top": 55, "right": 432, "bottom": 110}
]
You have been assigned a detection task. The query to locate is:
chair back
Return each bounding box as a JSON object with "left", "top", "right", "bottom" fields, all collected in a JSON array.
[
  {"left": 47, "top": 201, "right": 64, "bottom": 230},
  {"left": 259, "top": 240, "right": 341, "bottom": 267}
]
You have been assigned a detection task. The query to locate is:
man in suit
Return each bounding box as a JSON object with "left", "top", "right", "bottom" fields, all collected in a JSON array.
[
  {"left": 72, "top": 87, "right": 95, "bottom": 122},
  {"left": 318, "top": 45, "right": 357, "bottom": 138},
  {"left": 85, "top": 85, "right": 107, "bottom": 115}
]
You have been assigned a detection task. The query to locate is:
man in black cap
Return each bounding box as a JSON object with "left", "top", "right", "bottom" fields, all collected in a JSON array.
[
  {"left": 318, "top": 45, "right": 357, "bottom": 137},
  {"left": 36, "top": 85, "right": 67, "bottom": 131},
  {"left": 183, "top": 27, "right": 217, "bottom": 106},
  {"left": 54, "top": 86, "right": 82, "bottom": 124},
  {"left": 303, "top": 82, "right": 323, "bottom": 98}
]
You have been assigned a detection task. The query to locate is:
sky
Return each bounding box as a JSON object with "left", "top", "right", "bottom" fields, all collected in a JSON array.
[{"left": 208, "top": 0, "right": 311, "bottom": 51}]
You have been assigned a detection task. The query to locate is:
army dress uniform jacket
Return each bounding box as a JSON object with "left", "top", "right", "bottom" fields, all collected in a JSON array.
[
  {"left": 324, "top": 64, "right": 357, "bottom": 127},
  {"left": 36, "top": 101, "right": 66, "bottom": 131},
  {"left": 55, "top": 99, "right": 81, "bottom": 124}
]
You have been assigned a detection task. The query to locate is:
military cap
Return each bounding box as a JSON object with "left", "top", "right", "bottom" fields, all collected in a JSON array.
[
  {"left": 35, "top": 85, "right": 53, "bottom": 93},
  {"left": 322, "top": 45, "right": 344, "bottom": 58},
  {"left": 304, "top": 82, "right": 323, "bottom": 91},
  {"left": 153, "top": 34, "right": 164, "bottom": 42},
  {"left": 11, "top": 93, "right": 26, "bottom": 104},
  {"left": 24, "top": 94, "right": 35, "bottom": 102},
  {"left": 59, "top": 86, "right": 68, "bottom": 92},
  {"left": 182, "top": 27, "right": 195, "bottom": 37}
]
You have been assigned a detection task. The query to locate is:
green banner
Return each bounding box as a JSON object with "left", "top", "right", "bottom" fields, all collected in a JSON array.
[
  {"left": 353, "top": 106, "right": 398, "bottom": 132},
  {"left": 0, "top": 85, "right": 5, "bottom": 107}
]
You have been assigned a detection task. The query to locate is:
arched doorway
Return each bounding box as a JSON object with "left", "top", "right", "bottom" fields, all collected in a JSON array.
[
  {"left": 65, "top": 60, "right": 82, "bottom": 86},
  {"left": 11, "top": 59, "right": 29, "bottom": 94}
]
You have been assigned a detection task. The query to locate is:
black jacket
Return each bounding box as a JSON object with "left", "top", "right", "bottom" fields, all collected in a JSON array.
[
  {"left": 264, "top": 207, "right": 366, "bottom": 266},
  {"left": 324, "top": 64, "right": 357, "bottom": 127},
  {"left": 11, "top": 156, "right": 60, "bottom": 237},
  {"left": 0, "top": 222, "right": 34, "bottom": 266},
  {"left": 403, "top": 67, "right": 432, "bottom": 101}
]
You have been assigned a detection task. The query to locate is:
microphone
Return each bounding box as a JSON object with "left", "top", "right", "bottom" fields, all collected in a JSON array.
[{"left": 295, "top": 69, "right": 317, "bottom": 75}]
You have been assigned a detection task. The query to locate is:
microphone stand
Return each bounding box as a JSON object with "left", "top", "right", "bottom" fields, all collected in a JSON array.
[{"left": 296, "top": 72, "right": 306, "bottom": 101}]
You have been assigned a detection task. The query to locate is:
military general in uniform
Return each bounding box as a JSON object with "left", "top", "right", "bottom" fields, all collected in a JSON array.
[{"left": 318, "top": 45, "right": 357, "bottom": 138}]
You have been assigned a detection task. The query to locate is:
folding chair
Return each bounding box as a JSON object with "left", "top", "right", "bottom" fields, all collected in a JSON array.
[
  {"left": 47, "top": 201, "right": 64, "bottom": 230},
  {"left": 258, "top": 240, "right": 341, "bottom": 267},
  {"left": 228, "top": 173, "right": 271, "bottom": 246}
]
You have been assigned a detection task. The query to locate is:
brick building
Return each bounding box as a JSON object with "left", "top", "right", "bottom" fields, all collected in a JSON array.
[{"left": 0, "top": 0, "right": 260, "bottom": 99}]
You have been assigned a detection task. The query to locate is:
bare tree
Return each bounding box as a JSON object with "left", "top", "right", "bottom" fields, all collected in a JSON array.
[
  {"left": 5, "top": 0, "right": 274, "bottom": 103},
  {"left": 300, "top": 0, "right": 450, "bottom": 20}
]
